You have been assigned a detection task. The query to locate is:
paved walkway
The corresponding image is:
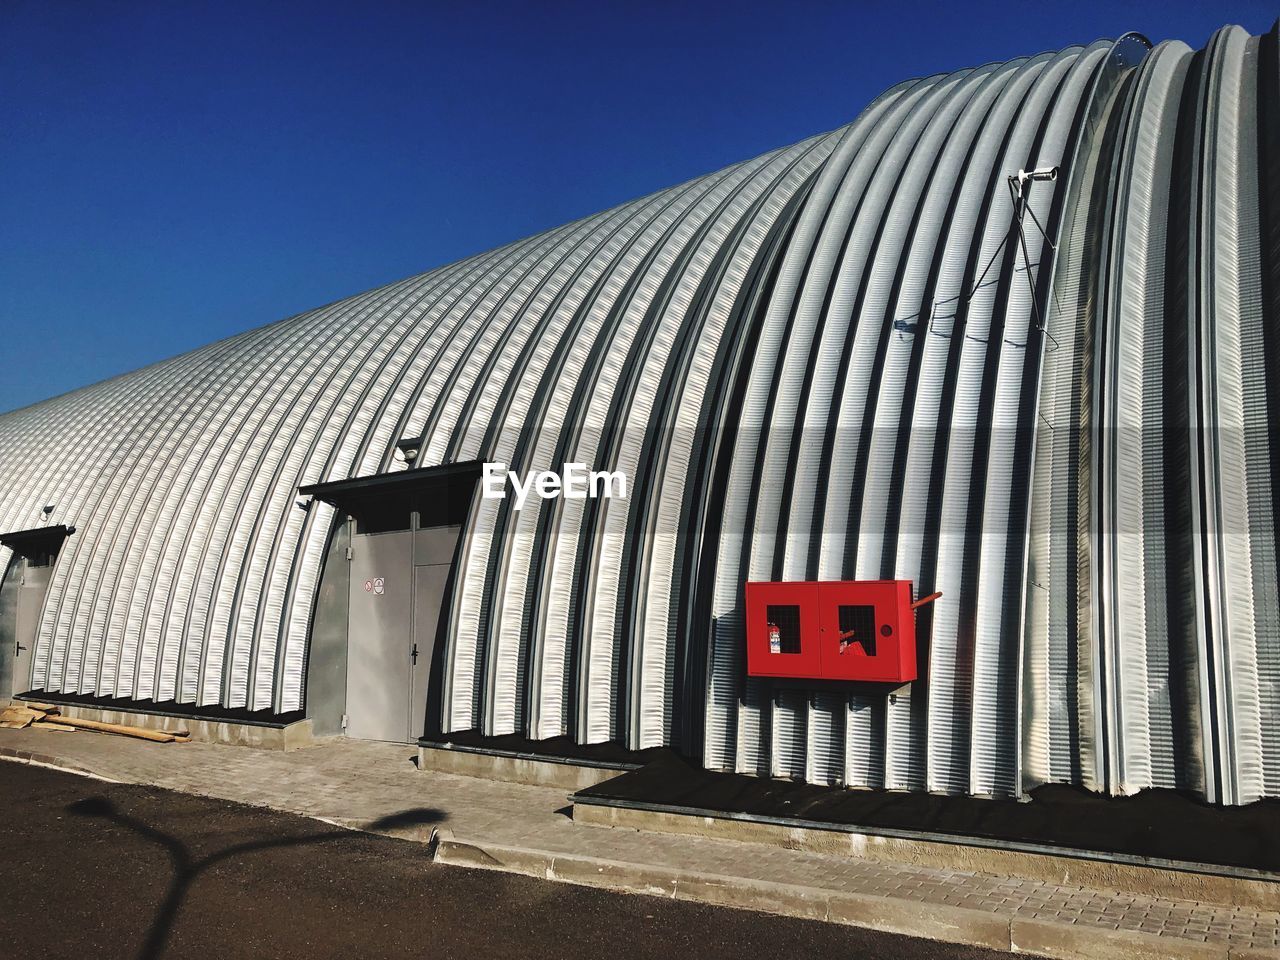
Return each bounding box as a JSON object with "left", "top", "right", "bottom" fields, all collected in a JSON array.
[{"left": 2, "top": 728, "right": 1278, "bottom": 959}]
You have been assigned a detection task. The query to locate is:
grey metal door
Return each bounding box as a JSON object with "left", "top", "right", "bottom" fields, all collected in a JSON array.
[
  {"left": 13, "top": 561, "right": 47, "bottom": 695},
  {"left": 346, "top": 530, "right": 413, "bottom": 741},
  {"left": 408, "top": 523, "right": 459, "bottom": 739},
  {"left": 410, "top": 564, "right": 447, "bottom": 737}
]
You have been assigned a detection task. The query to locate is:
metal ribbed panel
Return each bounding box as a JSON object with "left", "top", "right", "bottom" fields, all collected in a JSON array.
[
  {"left": 538, "top": 155, "right": 774, "bottom": 743},
  {"left": 1100, "top": 41, "right": 1191, "bottom": 793},
  {"left": 807, "top": 693, "right": 844, "bottom": 785},
  {"left": 1198, "top": 26, "right": 1262, "bottom": 804},
  {"left": 699, "top": 40, "right": 1133, "bottom": 798},
  {"left": 1022, "top": 34, "right": 1153, "bottom": 795},
  {"left": 706, "top": 81, "right": 925, "bottom": 775},
  {"left": 928, "top": 52, "right": 1056, "bottom": 796},
  {"left": 1255, "top": 23, "right": 1280, "bottom": 798},
  {"left": 969, "top": 48, "right": 1099, "bottom": 798},
  {"left": 771, "top": 689, "right": 807, "bottom": 779},
  {"left": 1024, "top": 23, "right": 1280, "bottom": 804}
]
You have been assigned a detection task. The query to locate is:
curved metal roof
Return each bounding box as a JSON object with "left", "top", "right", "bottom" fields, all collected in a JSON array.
[{"left": 1, "top": 21, "right": 1276, "bottom": 803}]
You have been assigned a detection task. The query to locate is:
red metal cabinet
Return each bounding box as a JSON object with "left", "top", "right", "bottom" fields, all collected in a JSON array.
[{"left": 745, "top": 580, "right": 917, "bottom": 683}]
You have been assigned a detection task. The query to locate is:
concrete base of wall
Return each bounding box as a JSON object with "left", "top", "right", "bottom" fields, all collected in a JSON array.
[
  {"left": 417, "top": 744, "right": 630, "bottom": 790},
  {"left": 29, "top": 702, "right": 316, "bottom": 751},
  {"left": 572, "top": 799, "right": 1280, "bottom": 912}
]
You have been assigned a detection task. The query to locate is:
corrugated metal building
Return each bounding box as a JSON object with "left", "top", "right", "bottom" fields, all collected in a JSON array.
[{"left": 1, "top": 22, "right": 1276, "bottom": 804}]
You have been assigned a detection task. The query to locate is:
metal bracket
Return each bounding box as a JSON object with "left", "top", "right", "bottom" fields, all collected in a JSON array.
[{"left": 924, "top": 166, "right": 1062, "bottom": 350}]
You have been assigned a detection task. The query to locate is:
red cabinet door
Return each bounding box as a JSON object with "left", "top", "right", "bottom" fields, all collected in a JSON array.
[
  {"left": 744, "top": 581, "right": 821, "bottom": 678},
  {"left": 816, "top": 580, "right": 915, "bottom": 682}
]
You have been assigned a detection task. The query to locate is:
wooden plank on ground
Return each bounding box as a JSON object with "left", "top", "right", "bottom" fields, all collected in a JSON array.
[{"left": 40, "top": 715, "right": 184, "bottom": 743}]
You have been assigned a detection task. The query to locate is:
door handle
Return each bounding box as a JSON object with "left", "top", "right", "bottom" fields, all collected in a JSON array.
[{"left": 411, "top": 643, "right": 418, "bottom": 665}]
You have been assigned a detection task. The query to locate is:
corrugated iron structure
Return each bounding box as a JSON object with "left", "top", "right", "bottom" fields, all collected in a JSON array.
[
  {"left": 1026, "top": 24, "right": 1280, "bottom": 805},
  {"left": 0, "top": 22, "right": 1275, "bottom": 803}
]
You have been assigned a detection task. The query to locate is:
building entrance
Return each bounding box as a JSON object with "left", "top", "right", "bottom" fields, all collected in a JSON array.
[
  {"left": 301, "top": 463, "right": 478, "bottom": 744},
  {"left": 345, "top": 519, "right": 458, "bottom": 742},
  {"left": 0, "top": 525, "right": 75, "bottom": 700}
]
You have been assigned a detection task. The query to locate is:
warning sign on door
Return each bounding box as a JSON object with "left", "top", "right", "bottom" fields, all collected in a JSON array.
[
  {"left": 364, "top": 580, "right": 373, "bottom": 593},
  {"left": 373, "top": 577, "right": 385, "bottom": 595}
]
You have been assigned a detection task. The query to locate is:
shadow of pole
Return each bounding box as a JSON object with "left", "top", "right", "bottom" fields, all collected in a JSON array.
[{"left": 69, "top": 796, "right": 447, "bottom": 960}]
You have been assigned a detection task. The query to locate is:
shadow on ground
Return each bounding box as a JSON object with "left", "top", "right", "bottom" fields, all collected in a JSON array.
[{"left": 69, "top": 795, "right": 446, "bottom": 960}]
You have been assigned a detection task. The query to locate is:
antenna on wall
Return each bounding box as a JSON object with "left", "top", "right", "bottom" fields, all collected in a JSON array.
[
  {"left": 1006, "top": 166, "right": 1060, "bottom": 344},
  {"left": 925, "top": 165, "right": 1061, "bottom": 349}
]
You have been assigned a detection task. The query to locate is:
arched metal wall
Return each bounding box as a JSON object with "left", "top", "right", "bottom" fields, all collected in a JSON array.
[
  {"left": 703, "top": 39, "right": 1117, "bottom": 797},
  {"left": 0, "top": 22, "right": 1275, "bottom": 804},
  {"left": 1025, "top": 23, "right": 1280, "bottom": 805}
]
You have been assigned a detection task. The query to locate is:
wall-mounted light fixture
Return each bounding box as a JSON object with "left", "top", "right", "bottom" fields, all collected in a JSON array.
[{"left": 395, "top": 438, "right": 421, "bottom": 466}]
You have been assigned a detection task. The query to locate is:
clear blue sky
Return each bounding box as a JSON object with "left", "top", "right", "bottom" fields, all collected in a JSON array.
[{"left": 1, "top": 1, "right": 1274, "bottom": 413}]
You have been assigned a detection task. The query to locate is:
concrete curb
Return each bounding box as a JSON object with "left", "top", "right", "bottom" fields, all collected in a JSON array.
[
  {"left": 0, "top": 745, "right": 103, "bottom": 779},
  {"left": 430, "top": 833, "right": 1272, "bottom": 960}
]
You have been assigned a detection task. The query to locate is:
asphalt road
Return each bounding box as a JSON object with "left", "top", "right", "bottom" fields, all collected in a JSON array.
[{"left": 0, "top": 759, "right": 1010, "bottom": 960}]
